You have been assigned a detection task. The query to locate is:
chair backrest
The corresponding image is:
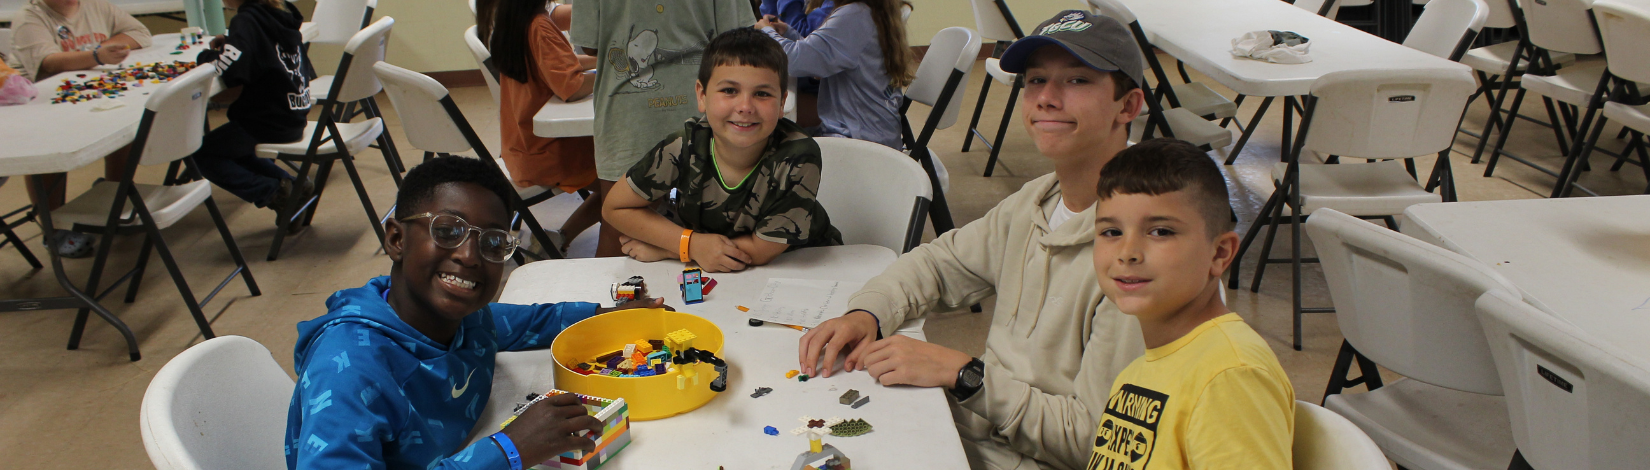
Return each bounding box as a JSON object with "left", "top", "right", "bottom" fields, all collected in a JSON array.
[
  {"left": 969, "top": 0, "right": 1021, "bottom": 41},
  {"left": 814, "top": 137, "right": 932, "bottom": 253},
  {"left": 1475, "top": 291, "right": 1650, "bottom": 469},
  {"left": 1594, "top": 0, "right": 1650, "bottom": 85},
  {"left": 309, "top": 0, "right": 371, "bottom": 46},
  {"left": 1293, "top": 0, "right": 1343, "bottom": 18},
  {"left": 374, "top": 62, "right": 477, "bottom": 155},
  {"left": 1304, "top": 208, "right": 1519, "bottom": 395},
  {"left": 1516, "top": 0, "right": 1604, "bottom": 55},
  {"left": 1403, "top": 0, "right": 1488, "bottom": 61},
  {"left": 1302, "top": 68, "right": 1477, "bottom": 159},
  {"left": 333, "top": 16, "right": 394, "bottom": 103},
  {"left": 901, "top": 3, "right": 912, "bottom": 22},
  {"left": 0, "top": 28, "right": 13, "bottom": 64},
  {"left": 907, "top": 27, "right": 981, "bottom": 131},
  {"left": 140, "top": 336, "right": 295, "bottom": 470},
  {"left": 135, "top": 66, "right": 217, "bottom": 166},
  {"left": 1085, "top": 0, "right": 1138, "bottom": 26},
  {"left": 1482, "top": 0, "right": 1518, "bottom": 28},
  {"left": 463, "top": 25, "right": 502, "bottom": 104},
  {"left": 1292, "top": 400, "right": 1389, "bottom": 470}
]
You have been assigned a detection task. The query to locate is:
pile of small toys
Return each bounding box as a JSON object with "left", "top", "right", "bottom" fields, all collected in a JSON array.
[
  {"left": 51, "top": 61, "right": 197, "bottom": 104},
  {"left": 500, "top": 389, "right": 631, "bottom": 470},
  {"left": 173, "top": 28, "right": 205, "bottom": 55},
  {"left": 571, "top": 337, "right": 674, "bottom": 378}
]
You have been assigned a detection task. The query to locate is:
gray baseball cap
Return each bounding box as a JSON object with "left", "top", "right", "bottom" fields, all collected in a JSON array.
[{"left": 998, "top": 10, "right": 1145, "bottom": 90}]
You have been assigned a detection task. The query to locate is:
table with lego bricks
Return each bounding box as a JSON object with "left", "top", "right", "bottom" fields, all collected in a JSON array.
[
  {"left": 0, "top": 33, "right": 213, "bottom": 361},
  {"left": 0, "top": 33, "right": 215, "bottom": 176},
  {"left": 1117, "top": 0, "right": 1466, "bottom": 98},
  {"left": 478, "top": 244, "right": 971, "bottom": 469},
  {"left": 1402, "top": 196, "right": 1650, "bottom": 369}
]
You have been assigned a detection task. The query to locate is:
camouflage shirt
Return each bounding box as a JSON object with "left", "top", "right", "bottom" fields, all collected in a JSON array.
[{"left": 626, "top": 117, "right": 843, "bottom": 249}]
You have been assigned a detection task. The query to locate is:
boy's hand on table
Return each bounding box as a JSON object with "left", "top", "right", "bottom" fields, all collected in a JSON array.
[
  {"left": 798, "top": 310, "right": 879, "bottom": 377},
  {"left": 500, "top": 392, "right": 603, "bottom": 465},
  {"left": 859, "top": 336, "right": 973, "bottom": 389},
  {"left": 596, "top": 297, "right": 672, "bottom": 315},
  {"left": 689, "top": 233, "right": 751, "bottom": 272},
  {"left": 618, "top": 235, "right": 673, "bottom": 262}
]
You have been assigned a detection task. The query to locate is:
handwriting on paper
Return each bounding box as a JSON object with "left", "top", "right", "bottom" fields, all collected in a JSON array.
[{"left": 749, "top": 278, "right": 865, "bottom": 328}]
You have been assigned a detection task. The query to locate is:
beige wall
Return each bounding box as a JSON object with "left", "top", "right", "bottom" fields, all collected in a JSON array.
[{"left": 271, "top": 0, "right": 1080, "bottom": 75}]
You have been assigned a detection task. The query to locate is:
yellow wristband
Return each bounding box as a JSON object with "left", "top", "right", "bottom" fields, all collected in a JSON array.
[{"left": 679, "top": 229, "right": 693, "bottom": 263}]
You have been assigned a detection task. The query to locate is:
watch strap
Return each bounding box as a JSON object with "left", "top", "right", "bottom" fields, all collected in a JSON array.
[{"left": 950, "top": 358, "right": 985, "bottom": 401}]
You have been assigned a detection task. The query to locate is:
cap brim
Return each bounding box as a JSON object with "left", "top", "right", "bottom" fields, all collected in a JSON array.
[{"left": 998, "top": 36, "right": 1127, "bottom": 76}]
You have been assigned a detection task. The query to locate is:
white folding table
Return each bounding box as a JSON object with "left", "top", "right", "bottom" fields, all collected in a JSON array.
[
  {"left": 474, "top": 244, "right": 969, "bottom": 469},
  {"left": 0, "top": 34, "right": 214, "bottom": 360},
  {"left": 1118, "top": 0, "right": 1470, "bottom": 159},
  {"left": 1403, "top": 196, "right": 1650, "bottom": 368}
]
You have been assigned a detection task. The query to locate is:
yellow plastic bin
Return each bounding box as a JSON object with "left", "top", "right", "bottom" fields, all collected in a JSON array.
[{"left": 550, "top": 308, "right": 725, "bottom": 421}]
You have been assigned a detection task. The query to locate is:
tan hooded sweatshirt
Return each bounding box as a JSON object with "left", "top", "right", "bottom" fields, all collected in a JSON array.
[
  {"left": 12, "top": 0, "right": 153, "bottom": 80},
  {"left": 848, "top": 173, "right": 1145, "bottom": 470}
]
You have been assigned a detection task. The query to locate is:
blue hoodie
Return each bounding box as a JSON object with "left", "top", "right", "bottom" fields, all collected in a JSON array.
[{"left": 285, "top": 276, "right": 599, "bottom": 470}]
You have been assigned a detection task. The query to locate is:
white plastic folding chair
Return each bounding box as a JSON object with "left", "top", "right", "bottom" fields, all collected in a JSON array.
[
  {"left": 372, "top": 61, "right": 567, "bottom": 261},
  {"left": 1292, "top": 400, "right": 1389, "bottom": 470},
  {"left": 255, "top": 17, "right": 397, "bottom": 261},
  {"left": 900, "top": 26, "right": 978, "bottom": 235},
  {"left": 140, "top": 336, "right": 294, "bottom": 470},
  {"left": 0, "top": 177, "right": 41, "bottom": 271},
  {"left": 1463, "top": 0, "right": 1578, "bottom": 165},
  {"left": 53, "top": 66, "right": 260, "bottom": 357},
  {"left": 959, "top": 0, "right": 1023, "bottom": 177},
  {"left": 463, "top": 25, "right": 502, "bottom": 105},
  {"left": 1402, "top": 0, "right": 1489, "bottom": 61},
  {"left": 1304, "top": 208, "right": 1523, "bottom": 469},
  {"left": 1231, "top": 68, "right": 1476, "bottom": 350},
  {"left": 1482, "top": 0, "right": 1620, "bottom": 198},
  {"left": 304, "top": 0, "right": 372, "bottom": 98},
  {"left": 814, "top": 137, "right": 932, "bottom": 254},
  {"left": 1475, "top": 290, "right": 1650, "bottom": 470},
  {"left": 1563, "top": 0, "right": 1650, "bottom": 196}
]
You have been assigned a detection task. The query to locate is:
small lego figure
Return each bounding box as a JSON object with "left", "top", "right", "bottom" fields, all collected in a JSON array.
[{"left": 611, "top": 276, "right": 646, "bottom": 302}]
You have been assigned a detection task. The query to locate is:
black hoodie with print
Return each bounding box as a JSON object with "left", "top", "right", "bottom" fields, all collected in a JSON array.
[{"left": 196, "top": 1, "right": 315, "bottom": 143}]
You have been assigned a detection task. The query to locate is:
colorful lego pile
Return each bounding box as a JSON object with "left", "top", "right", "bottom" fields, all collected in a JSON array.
[
  {"left": 570, "top": 331, "right": 688, "bottom": 378},
  {"left": 51, "top": 61, "right": 197, "bottom": 104}
]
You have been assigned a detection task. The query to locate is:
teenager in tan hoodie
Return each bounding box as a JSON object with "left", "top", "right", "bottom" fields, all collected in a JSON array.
[{"left": 797, "top": 12, "right": 1152, "bottom": 470}]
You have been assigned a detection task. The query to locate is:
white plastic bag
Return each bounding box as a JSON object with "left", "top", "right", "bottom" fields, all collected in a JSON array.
[{"left": 1231, "top": 30, "right": 1312, "bottom": 64}]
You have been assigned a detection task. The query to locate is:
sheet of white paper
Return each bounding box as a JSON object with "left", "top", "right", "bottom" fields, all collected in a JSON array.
[{"left": 748, "top": 278, "right": 865, "bottom": 328}]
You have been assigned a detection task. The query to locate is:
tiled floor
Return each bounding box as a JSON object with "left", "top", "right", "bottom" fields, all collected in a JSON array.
[{"left": 2, "top": 54, "right": 1646, "bottom": 467}]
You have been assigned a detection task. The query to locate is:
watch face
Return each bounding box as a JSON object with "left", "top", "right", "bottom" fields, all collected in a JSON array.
[{"left": 962, "top": 366, "right": 983, "bottom": 387}]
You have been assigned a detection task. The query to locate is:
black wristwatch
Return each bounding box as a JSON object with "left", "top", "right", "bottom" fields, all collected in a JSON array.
[{"left": 950, "top": 358, "right": 985, "bottom": 401}]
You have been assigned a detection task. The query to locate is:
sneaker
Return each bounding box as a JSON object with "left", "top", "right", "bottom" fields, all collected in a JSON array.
[
  {"left": 44, "top": 230, "right": 95, "bottom": 259},
  {"left": 269, "top": 178, "right": 315, "bottom": 234}
]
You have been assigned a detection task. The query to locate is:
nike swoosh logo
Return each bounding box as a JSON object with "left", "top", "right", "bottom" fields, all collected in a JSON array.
[{"left": 451, "top": 369, "right": 476, "bottom": 399}]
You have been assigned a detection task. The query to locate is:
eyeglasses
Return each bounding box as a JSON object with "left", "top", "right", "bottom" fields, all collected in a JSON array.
[{"left": 400, "top": 212, "right": 516, "bottom": 263}]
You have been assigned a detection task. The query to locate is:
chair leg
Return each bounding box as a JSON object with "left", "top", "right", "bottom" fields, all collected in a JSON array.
[
  {"left": 1219, "top": 94, "right": 1247, "bottom": 129},
  {"left": 365, "top": 98, "right": 407, "bottom": 181},
  {"left": 1555, "top": 112, "right": 1606, "bottom": 198},
  {"left": 1229, "top": 186, "right": 1280, "bottom": 290},
  {"left": 962, "top": 76, "right": 995, "bottom": 153},
  {"left": 124, "top": 234, "right": 154, "bottom": 303},
  {"left": 1321, "top": 340, "right": 1385, "bottom": 405},
  {"left": 32, "top": 175, "right": 140, "bottom": 359},
  {"left": 302, "top": 159, "right": 337, "bottom": 227},
  {"left": 1508, "top": 451, "right": 1535, "bottom": 470},
  {"left": 1609, "top": 133, "right": 1637, "bottom": 172},
  {"left": 1290, "top": 183, "right": 1305, "bottom": 350},
  {"left": 983, "top": 80, "right": 1021, "bottom": 177},
  {"left": 268, "top": 157, "right": 316, "bottom": 261},
  {"left": 203, "top": 195, "right": 260, "bottom": 296},
  {"left": 1225, "top": 96, "right": 1274, "bottom": 165},
  {"left": 1249, "top": 187, "right": 1287, "bottom": 293},
  {"left": 0, "top": 215, "right": 42, "bottom": 270},
  {"left": 914, "top": 146, "right": 955, "bottom": 234},
  {"left": 70, "top": 178, "right": 138, "bottom": 348},
  {"left": 127, "top": 190, "right": 215, "bottom": 340},
  {"left": 338, "top": 154, "right": 388, "bottom": 251},
  {"left": 1473, "top": 43, "right": 1528, "bottom": 164},
  {"left": 1483, "top": 88, "right": 1530, "bottom": 176}
]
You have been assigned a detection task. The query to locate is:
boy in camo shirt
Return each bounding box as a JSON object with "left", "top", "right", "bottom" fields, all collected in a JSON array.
[{"left": 602, "top": 28, "right": 842, "bottom": 273}]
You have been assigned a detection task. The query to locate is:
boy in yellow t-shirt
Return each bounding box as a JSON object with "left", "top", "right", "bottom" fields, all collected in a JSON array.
[{"left": 1087, "top": 139, "right": 1294, "bottom": 470}]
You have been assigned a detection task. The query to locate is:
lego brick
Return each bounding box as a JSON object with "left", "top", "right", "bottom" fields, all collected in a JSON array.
[{"left": 838, "top": 390, "right": 859, "bottom": 405}]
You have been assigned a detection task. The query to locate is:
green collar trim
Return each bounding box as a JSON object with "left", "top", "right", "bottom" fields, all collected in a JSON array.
[{"left": 710, "top": 139, "right": 756, "bottom": 192}]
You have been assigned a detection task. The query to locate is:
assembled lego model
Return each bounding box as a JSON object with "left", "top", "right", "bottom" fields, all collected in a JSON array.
[
  {"left": 680, "top": 267, "right": 706, "bottom": 304},
  {"left": 665, "top": 329, "right": 728, "bottom": 392},
  {"left": 791, "top": 416, "right": 852, "bottom": 470},
  {"left": 500, "top": 389, "right": 631, "bottom": 470},
  {"left": 611, "top": 276, "right": 646, "bottom": 302}
]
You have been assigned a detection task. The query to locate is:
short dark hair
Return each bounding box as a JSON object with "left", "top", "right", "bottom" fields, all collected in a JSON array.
[
  {"left": 1096, "top": 138, "right": 1235, "bottom": 236},
  {"left": 394, "top": 156, "right": 516, "bottom": 220},
  {"left": 697, "top": 27, "right": 789, "bottom": 91}
]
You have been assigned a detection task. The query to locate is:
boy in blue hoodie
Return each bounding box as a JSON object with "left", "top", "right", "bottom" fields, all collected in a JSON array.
[{"left": 286, "top": 156, "right": 665, "bottom": 470}]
